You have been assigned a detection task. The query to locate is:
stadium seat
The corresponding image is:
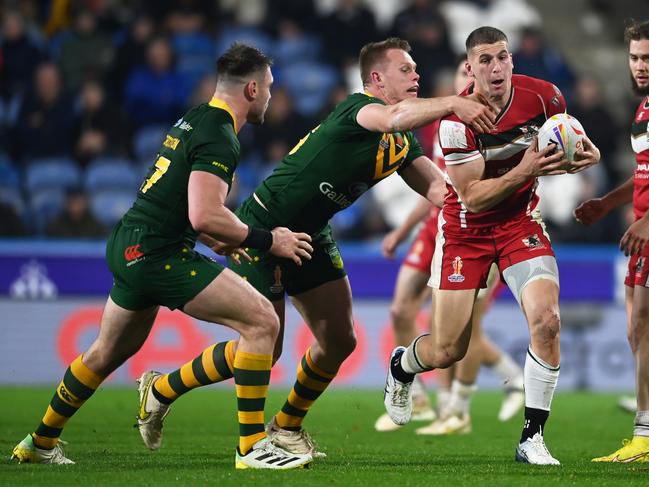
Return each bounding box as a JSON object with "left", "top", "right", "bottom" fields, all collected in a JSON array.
[
  {"left": 280, "top": 61, "right": 338, "bottom": 117},
  {"left": 215, "top": 26, "right": 274, "bottom": 58},
  {"left": 274, "top": 33, "right": 322, "bottom": 66},
  {"left": 0, "top": 186, "right": 25, "bottom": 216},
  {"left": 0, "top": 155, "right": 20, "bottom": 188},
  {"left": 29, "top": 188, "right": 65, "bottom": 233},
  {"left": 90, "top": 189, "right": 136, "bottom": 227},
  {"left": 133, "top": 126, "right": 168, "bottom": 164},
  {"left": 24, "top": 158, "right": 81, "bottom": 193},
  {"left": 84, "top": 157, "right": 141, "bottom": 192}
]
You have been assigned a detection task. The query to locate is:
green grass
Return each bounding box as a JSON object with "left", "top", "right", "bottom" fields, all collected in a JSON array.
[{"left": 1, "top": 387, "right": 647, "bottom": 485}]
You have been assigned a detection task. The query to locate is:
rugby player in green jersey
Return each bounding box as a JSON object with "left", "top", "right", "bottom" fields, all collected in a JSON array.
[{"left": 11, "top": 43, "right": 314, "bottom": 470}]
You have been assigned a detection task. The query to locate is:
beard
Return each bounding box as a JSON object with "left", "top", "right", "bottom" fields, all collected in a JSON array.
[{"left": 631, "top": 72, "right": 649, "bottom": 96}]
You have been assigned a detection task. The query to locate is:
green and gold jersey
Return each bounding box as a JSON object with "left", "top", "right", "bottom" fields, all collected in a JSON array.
[
  {"left": 123, "top": 98, "right": 240, "bottom": 253},
  {"left": 252, "top": 92, "right": 424, "bottom": 234}
]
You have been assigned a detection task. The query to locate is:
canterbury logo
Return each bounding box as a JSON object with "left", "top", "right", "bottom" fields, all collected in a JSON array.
[
  {"left": 58, "top": 384, "right": 74, "bottom": 403},
  {"left": 124, "top": 245, "right": 144, "bottom": 262}
]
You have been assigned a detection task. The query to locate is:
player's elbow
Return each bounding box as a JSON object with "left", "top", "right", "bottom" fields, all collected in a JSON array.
[
  {"left": 188, "top": 207, "right": 211, "bottom": 234},
  {"left": 461, "top": 197, "right": 487, "bottom": 214}
]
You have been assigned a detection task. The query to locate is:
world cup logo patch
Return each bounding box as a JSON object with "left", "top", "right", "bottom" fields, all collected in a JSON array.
[{"left": 448, "top": 256, "right": 465, "bottom": 283}]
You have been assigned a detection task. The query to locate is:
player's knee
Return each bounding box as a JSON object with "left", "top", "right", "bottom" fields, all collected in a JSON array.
[
  {"left": 530, "top": 306, "right": 561, "bottom": 344},
  {"left": 389, "top": 302, "right": 417, "bottom": 332},
  {"left": 628, "top": 312, "right": 649, "bottom": 352},
  {"left": 246, "top": 299, "right": 280, "bottom": 343},
  {"left": 432, "top": 340, "right": 467, "bottom": 368},
  {"left": 321, "top": 324, "right": 356, "bottom": 363}
]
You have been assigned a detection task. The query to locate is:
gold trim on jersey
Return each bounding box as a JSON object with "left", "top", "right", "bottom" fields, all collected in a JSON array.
[{"left": 208, "top": 97, "right": 238, "bottom": 132}]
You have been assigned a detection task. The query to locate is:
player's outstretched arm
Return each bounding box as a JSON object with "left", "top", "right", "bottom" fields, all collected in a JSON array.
[
  {"left": 356, "top": 95, "right": 495, "bottom": 134},
  {"left": 381, "top": 196, "right": 432, "bottom": 259},
  {"left": 574, "top": 176, "right": 634, "bottom": 226},
  {"left": 447, "top": 138, "right": 566, "bottom": 213},
  {"left": 188, "top": 171, "right": 312, "bottom": 263}
]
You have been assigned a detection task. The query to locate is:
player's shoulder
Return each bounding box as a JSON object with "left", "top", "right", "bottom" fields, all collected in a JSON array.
[
  {"left": 513, "top": 74, "right": 562, "bottom": 102},
  {"left": 337, "top": 92, "right": 386, "bottom": 113}
]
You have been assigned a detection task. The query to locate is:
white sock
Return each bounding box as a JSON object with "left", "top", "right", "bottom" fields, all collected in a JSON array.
[
  {"left": 492, "top": 354, "right": 524, "bottom": 389},
  {"left": 449, "top": 379, "right": 476, "bottom": 416},
  {"left": 524, "top": 347, "right": 560, "bottom": 410},
  {"left": 437, "top": 387, "right": 452, "bottom": 416},
  {"left": 634, "top": 411, "right": 649, "bottom": 437},
  {"left": 401, "top": 334, "right": 431, "bottom": 374}
]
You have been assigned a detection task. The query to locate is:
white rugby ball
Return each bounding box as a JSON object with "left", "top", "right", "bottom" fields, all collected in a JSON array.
[{"left": 536, "top": 113, "right": 586, "bottom": 161}]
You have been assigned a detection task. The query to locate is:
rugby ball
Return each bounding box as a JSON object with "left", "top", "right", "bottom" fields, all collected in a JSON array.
[{"left": 536, "top": 113, "right": 586, "bottom": 162}]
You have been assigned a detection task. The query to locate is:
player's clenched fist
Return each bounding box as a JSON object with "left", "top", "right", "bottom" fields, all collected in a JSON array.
[
  {"left": 270, "top": 227, "right": 313, "bottom": 265},
  {"left": 573, "top": 198, "right": 609, "bottom": 226},
  {"left": 452, "top": 94, "right": 496, "bottom": 134}
]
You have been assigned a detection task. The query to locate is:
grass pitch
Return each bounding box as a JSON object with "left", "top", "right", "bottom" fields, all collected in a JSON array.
[{"left": 1, "top": 387, "right": 647, "bottom": 485}]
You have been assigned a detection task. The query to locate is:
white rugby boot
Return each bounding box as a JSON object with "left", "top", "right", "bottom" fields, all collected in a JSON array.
[
  {"left": 515, "top": 432, "right": 560, "bottom": 465},
  {"left": 383, "top": 346, "right": 414, "bottom": 425},
  {"left": 235, "top": 436, "right": 312, "bottom": 469},
  {"left": 136, "top": 370, "right": 171, "bottom": 450},
  {"left": 11, "top": 435, "right": 74, "bottom": 464},
  {"left": 266, "top": 417, "right": 327, "bottom": 458}
]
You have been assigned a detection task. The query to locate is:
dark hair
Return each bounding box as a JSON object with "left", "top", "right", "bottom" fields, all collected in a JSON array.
[
  {"left": 359, "top": 37, "right": 411, "bottom": 85},
  {"left": 465, "top": 26, "right": 508, "bottom": 52},
  {"left": 625, "top": 19, "right": 649, "bottom": 43},
  {"left": 215, "top": 43, "right": 273, "bottom": 84}
]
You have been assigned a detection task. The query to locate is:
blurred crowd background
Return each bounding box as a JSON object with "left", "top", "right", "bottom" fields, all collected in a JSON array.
[{"left": 1, "top": 0, "right": 648, "bottom": 243}]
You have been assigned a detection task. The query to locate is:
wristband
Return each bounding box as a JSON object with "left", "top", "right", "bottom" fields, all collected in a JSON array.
[{"left": 240, "top": 226, "right": 273, "bottom": 251}]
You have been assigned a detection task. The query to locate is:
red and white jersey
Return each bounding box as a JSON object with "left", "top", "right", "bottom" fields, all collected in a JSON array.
[
  {"left": 632, "top": 96, "right": 649, "bottom": 220},
  {"left": 438, "top": 74, "right": 566, "bottom": 229}
]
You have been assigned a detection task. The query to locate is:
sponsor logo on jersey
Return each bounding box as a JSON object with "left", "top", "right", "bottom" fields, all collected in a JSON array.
[
  {"left": 211, "top": 161, "right": 230, "bottom": 173},
  {"left": 326, "top": 245, "right": 344, "bottom": 270},
  {"left": 163, "top": 135, "right": 180, "bottom": 150},
  {"left": 348, "top": 182, "right": 368, "bottom": 197},
  {"left": 270, "top": 265, "right": 284, "bottom": 294},
  {"left": 522, "top": 234, "right": 545, "bottom": 250},
  {"left": 173, "top": 118, "right": 193, "bottom": 131},
  {"left": 319, "top": 182, "right": 353, "bottom": 208},
  {"left": 124, "top": 244, "right": 145, "bottom": 266},
  {"left": 448, "top": 256, "right": 465, "bottom": 283}
]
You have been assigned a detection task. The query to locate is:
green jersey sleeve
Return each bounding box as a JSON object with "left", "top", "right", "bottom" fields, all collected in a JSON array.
[{"left": 189, "top": 113, "right": 240, "bottom": 187}]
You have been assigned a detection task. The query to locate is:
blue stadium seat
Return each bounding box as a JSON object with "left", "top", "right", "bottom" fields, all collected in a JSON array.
[
  {"left": 0, "top": 155, "right": 20, "bottom": 188},
  {"left": 29, "top": 188, "right": 65, "bottom": 233},
  {"left": 280, "top": 61, "right": 338, "bottom": 117},
  {"left": 84, "top": 157, "right": 140, "bottom": 192},
  {"left": 133, "top": 125, "right": 168, "bottom": 164},
  {"left": 215, "top": 26, "right": 274, "bottom": 58},
  {"left": 274, "top": 33, "right": 322, "bottom": 66},
  {"left": 0, "top": 186, "right": 25, "bottom": 216},
  {"left": 90, "top": 189, "right": 136, "bottom": 227},
  {"left": 24, "top": 158, "right": 81, "bottom": 193}
]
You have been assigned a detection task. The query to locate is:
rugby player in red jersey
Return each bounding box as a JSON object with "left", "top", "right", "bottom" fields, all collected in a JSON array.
[{"left": 384, "top": 26, "right": 600, "bottom": 465}]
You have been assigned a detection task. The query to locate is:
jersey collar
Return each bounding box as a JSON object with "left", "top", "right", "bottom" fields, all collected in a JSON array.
[{"left": 208, "top": 97, "right": 238, "bottom": 132}]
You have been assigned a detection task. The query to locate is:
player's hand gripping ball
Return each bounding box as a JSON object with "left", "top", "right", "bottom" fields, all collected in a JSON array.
[{"left": 536, "top": 113, "right": 587, "bottom": 169}]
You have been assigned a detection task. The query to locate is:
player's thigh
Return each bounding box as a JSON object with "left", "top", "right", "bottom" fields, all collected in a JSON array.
[
  {"left": 631, "top": 285, "right": 649, "bottom": 335},
  {"left": 183, "top": 267, "right": 278, "bottom": 335},
  {"left": 291, "top": 276, "right": 354, "bottom": 348},
  {"left": 519, "top": 277, "right": 560, "bottom": 329},
  {"left": 391, "top": 264, "right": 430, "bottom": 316},
  {"left": 431, "top": 288, "right": 478, "bottom": 345},
  {"left": 85, "top": 297, "right": 159, "bottom": 368}
]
